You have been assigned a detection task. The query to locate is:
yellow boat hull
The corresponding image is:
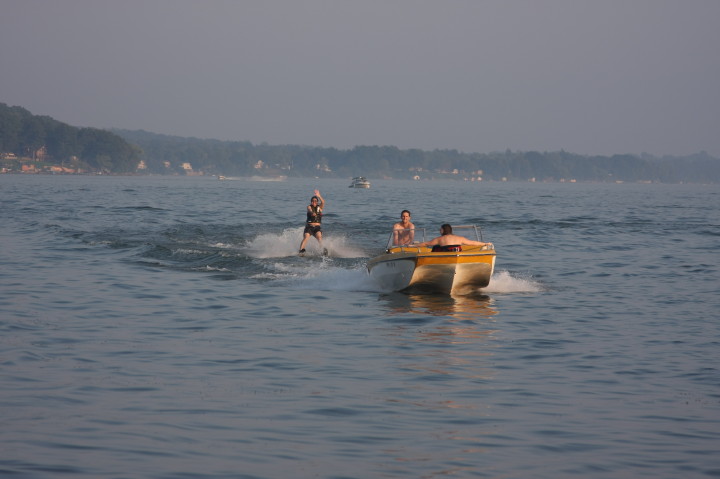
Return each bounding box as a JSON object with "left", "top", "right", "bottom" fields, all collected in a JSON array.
[{"left": 367, "top": 245, "right": 496, "bottom": 295}]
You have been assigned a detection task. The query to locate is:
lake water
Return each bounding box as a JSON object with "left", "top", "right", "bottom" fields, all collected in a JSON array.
[{"left": 1, "top": 175, "right": 719, "bottom": 478}]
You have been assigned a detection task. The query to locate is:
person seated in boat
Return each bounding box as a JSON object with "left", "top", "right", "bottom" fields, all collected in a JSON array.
[
  {"left": 392, "top": 210, "right": 415, "bottom": 245},
  {"left": 299, "top": 189, "right": 327, "bottom": 254},
  {"left": 416, "top": 224, "right": 489, "bottom": 251}
]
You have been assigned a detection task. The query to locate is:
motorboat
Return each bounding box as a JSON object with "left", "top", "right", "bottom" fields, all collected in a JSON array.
[
  {"left": 349, "top": 176, "right": 371, "bottom": 188},
  {"left": 367, "top": 225, "right": 496, "bottom": 295}
]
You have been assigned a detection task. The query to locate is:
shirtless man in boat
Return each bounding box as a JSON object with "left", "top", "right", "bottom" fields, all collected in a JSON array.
[
  {"left": 417, "top": 224, "right": 490, "bottom": 249},
  {"left": 392, "top": 210, "right": 415, "bottom": 245}
]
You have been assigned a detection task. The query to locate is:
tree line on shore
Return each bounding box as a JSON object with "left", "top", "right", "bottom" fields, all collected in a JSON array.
[
  {"left": 2, "top": 102, "right": 719, "bottom": 183},
  {"left": 0, "top": 103, "right": 140, "bottom": 173}
]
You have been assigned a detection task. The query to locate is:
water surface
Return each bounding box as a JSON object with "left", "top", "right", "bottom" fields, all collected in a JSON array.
[{"left": 1, "top": 175, "right": 719, "bottom": 478}]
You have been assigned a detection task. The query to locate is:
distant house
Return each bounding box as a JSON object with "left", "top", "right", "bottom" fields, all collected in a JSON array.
[
  {"left": 181, "top": 161, "right": 203, "bottom": 176},
  {"left": 35, "top": 146, "right": 49, "bottom": 161},
  {"left": 49, "top": 166, "right": 76, "bottom": 174}
]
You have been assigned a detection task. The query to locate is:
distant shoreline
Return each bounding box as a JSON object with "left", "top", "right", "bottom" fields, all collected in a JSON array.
[{"left": 3, "top": 171, "right": 717, "bottom": 185}]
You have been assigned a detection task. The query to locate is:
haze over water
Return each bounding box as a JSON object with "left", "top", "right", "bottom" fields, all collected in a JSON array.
[{"left": 1, "top": 175, "right": 719, "bottom": 478}]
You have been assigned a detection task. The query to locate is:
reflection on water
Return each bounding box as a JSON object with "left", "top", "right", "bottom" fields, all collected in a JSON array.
[
  {"left": 379, "top": 291, "right": 498, "bottom": 319},
  {"left": 379, "top": 292, "right": 499, "bottom": 347},
  {"left": 379, "top": 292, "right": 499, "bottom": 382},
  {"left": 377, "top": 291, "right": 498, "bottom": 471}
]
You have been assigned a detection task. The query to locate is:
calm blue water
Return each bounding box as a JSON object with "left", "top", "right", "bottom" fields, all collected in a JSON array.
[{"left": 1, "top": 175, "right": 719, "bottom": 479}]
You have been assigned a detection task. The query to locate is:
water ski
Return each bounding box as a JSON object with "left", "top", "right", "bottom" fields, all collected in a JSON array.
[{"left": 297, "top": 248, "right": 329, "bottom": 258}]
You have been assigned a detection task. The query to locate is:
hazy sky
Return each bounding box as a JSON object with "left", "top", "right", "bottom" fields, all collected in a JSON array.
[{"left": 2, "top": 0, "right": 719, "bottom": 156}]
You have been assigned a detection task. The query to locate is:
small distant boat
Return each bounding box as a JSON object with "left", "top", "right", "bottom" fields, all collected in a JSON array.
[
  {"left": 248, "top": 175, "right": 287, "bottom": 182},
  {"left": 217, "top": 175, "right": 286, "bottom": 181},
  {"left": 349, "top": 176, "right": 371, "bottom": 188},
  {"left": 367, "top": 225, "right": 496, "bottom": 295}
]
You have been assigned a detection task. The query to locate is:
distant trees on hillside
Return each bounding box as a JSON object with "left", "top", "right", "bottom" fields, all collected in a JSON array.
[
  {"left": 116, "top": 129, "right": 720, "bottom": 183},
  {"left": 2, "top": 102, "right": 718, "bottom": 182},
  {"left": 0, "top": 103, "right": 140, "bottom": 173}
]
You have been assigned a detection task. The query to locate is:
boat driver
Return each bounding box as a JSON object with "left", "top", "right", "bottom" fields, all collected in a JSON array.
[{"left": 417, "top": 224, "right": 490, "bottom": 249}]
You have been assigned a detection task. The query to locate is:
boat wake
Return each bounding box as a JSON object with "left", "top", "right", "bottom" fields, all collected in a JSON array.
[
  {"left": 240, "top": 227, "right": 381, "bottom": 292},
  {"left": 255, "top": 264, "right": 542, "bottom": 296},
  {"left": 275, "top": 263, "right": 382, "bottom": 293},
  {"left": 483, "top": 270, "right": 544, "bottom": 293},
  {"left": 102, "top": 222, "right": 542, "bottom": 296},
  {"left": 244, "top": 227, "right": 367, "bottom": 259}
]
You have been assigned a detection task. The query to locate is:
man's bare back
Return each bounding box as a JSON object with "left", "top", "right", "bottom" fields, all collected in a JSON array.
[{"left": 417, "top": 224, "right": 488, "bottom": 248}]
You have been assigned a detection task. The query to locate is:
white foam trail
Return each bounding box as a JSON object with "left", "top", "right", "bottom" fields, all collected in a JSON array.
[
  {"left": 255, "top": 259, "right": 381, "bottom": 292},
  {"left": 244, "top": 231, "right": 544, "bottom": 295},
  {"left": 243, "top": 227, "right": 301, "bottom": 258},
  {"left": 286, "top": 264, "right": 382, "bottom": 292},
  {"left": 282, "top": 267, "right": 542, "bottom": 295},
  {"left": 244, "top": 227, "right": 367, "bottom": 258},
  {"left": 482, "top": 270, "right": 544, "bottom": 293}
]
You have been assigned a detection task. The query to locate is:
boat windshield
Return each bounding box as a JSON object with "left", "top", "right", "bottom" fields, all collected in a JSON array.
[
  {"left": 447, "top": 225, "right": 484, "bottom": 242},
  {"left": 385, "top": 225, "right": 485, "bottom": 249},
  {"left": 387, "top": 228, "right": 425, "bottom": 248}
]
